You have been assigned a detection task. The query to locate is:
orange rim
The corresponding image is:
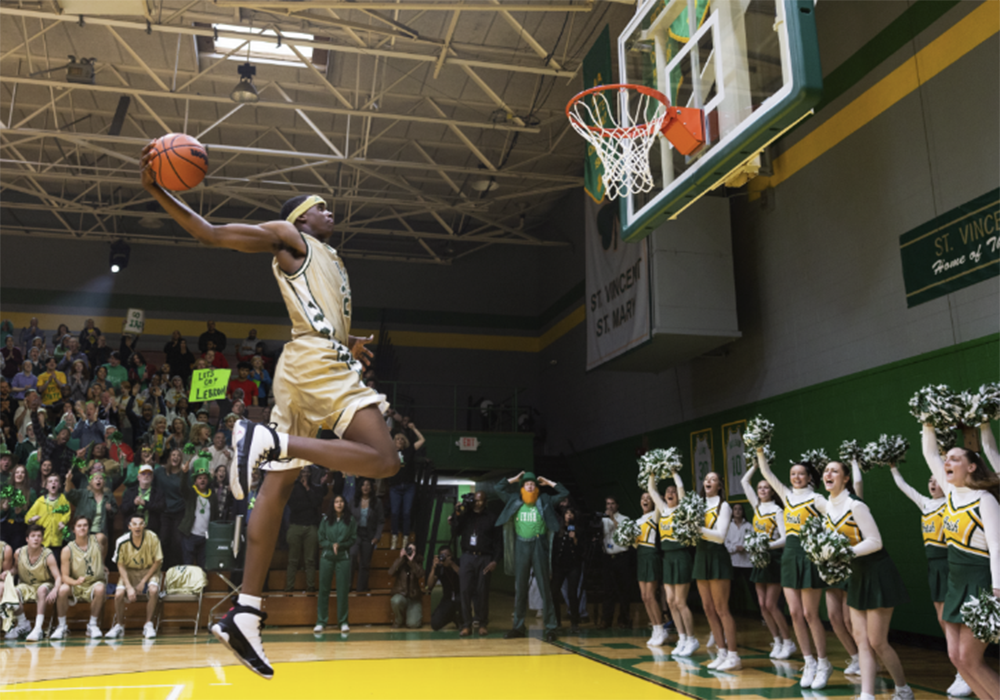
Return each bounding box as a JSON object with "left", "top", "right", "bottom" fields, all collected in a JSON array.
[{"left": 566, "top": 83, "right": 671, "bottom": 139}]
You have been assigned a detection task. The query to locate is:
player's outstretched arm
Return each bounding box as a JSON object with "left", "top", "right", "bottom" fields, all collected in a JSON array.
[{"left": 140, "top": 143, "right": 300, "bottom": 256}]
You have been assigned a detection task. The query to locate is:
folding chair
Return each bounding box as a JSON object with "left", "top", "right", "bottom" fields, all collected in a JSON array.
[{"left": 156, "top": 566, "right": 207, "bottom": 637}]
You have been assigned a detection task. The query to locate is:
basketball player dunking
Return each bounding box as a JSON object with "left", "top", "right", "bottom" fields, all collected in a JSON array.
[{"left": 140, "top": 143, "right": 399, "bottom": 679}]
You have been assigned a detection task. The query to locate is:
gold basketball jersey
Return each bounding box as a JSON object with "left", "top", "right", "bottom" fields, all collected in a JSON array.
[
  {"left": 272, "top": 232, "right": 352, "bottom": 344},
  {"left": 113, "top": 531, "right": 163, "bottom": 570},
  {"left": 16, "top": 547, "right": 53, "bottom": 586},
  {"left": 67, "top": 536, "right": 105, "bottom": 585}
]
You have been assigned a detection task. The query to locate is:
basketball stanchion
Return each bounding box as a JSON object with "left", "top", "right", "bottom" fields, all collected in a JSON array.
[{"left": 566, "top": 84, "right": 704, "bottom": 200}]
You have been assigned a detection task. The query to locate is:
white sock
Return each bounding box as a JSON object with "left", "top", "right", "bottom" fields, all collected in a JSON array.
[
  {"left": 34, "top": 614, "right": 44, "bottom": 629},
  {"left": 238, "top": 594, "right": 263, "bottom": 610},
  {"left": 784, "top": 638, "right": 794, "bottom": 644},
  {"left": 17, "top": 613, "right": 28, "bottom": 625},
  {"left": 58, "top": 616, "right": 66, "bottom": 626},
  {"left": 818, "top": 656, "right": 829, "bottom": 665},
  {"left": 653, "top": 624, "right": 663, "bottom": 634},
  {"left": 89, "top": 616, "right": 98, "bottom": 626},
  {"left": 773, "top": 636, "right": 781, "bottom": 646},
  {"left": 859, "top": 694, "right": 875, "bottom": 700},
  {"left": 728, "top": 650, "right": 738, "bottom": 658},
  {"left": 803, "top": 655, "right": 815, "bottom": 664},
  {"left": 895, "top": 685, "right": 911, "bottom": 693}
]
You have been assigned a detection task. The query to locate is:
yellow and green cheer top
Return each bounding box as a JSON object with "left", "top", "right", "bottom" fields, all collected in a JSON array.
[
  {"left": 753, "top": 504, "right": 782, "bottom": 541},
  {"left": 67, "top": 535, "right": 105, "bottom": 585},
  {"left": 943, "top": 492, "right": 989, "bottom": 560},
  {"left": 16, "top": 546, "right": 53, "bottom": 586},
  {"left": 784, "top": 495, "right": 822, "bottom": 538},
  {"left": 636, "top": 511, "right": 659, "bottom": 549},
  {"left": 922, "top": 501, "right": 948, "bottom": 551},
  {"left": 658, "top": 506, "right": 685, "bottom": 551},
  {"left": 824, "top": 508, "right": 862, "bottom": 546},
  {"left": 704, "top": 501, "right": 720, "bottom": 529}
]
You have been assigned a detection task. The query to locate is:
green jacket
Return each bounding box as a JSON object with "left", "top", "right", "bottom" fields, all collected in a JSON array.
[
  {"left": 178, "top": 469, "right": 212, "bottom": 536},
  {"left": 318, "top": 514, "right": 357, "bottom": 562},
  {"left": 494, "top": 478, "right": 568, "bottom": 533},
  {"left": 65, "top": 483, "right": 118, "bottom": 537}
]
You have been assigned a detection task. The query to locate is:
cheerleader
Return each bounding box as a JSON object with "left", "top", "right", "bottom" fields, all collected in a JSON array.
[
  {"left": 821, "top": 460, "right": 912, "bottom": 700},
  {"left": 636, "top": 491, "right": 666, "bottom": 646},
  {"left": 647, "top": 473, "right": 698, "bottom": 657},
  {"left": 890, "top": 460, "right": 971, "bottom": 697},
  {"left": 822, "top": 462, "right": 863, "bottom": 678},
  {"left": 756, "top": 449, "right": 833, "bottom": 689},
  {"left": 922, "top": 424, "right": 1000, "bottom": 700},
  {"left": 740, "top": 462, "right": 794, "bottom": 659},
  {"left": 693, "top": 472, "right": 741, "bottom": 671}
]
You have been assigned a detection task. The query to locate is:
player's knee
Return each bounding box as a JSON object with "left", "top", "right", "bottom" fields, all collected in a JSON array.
[{"left": 58, "top": 584, "right": 70, "bottom": 597}]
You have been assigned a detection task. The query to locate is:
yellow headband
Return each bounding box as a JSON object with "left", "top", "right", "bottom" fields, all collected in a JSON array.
[{"left": 285, "top": 195, "right": 326, "bottom": 223}]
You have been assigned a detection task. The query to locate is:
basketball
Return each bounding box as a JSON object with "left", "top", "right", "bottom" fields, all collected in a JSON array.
[{"left": 148, "top": 133, "right": 208, "bottom": 191}]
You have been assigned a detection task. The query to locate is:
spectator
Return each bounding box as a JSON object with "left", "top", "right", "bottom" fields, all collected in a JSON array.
[
  {"left": 79, "top": 319, "right": 101, "bottom": 355},
  {"left": 228, "top": 363, "right": 259, "bottom": 406},
  {"left": 97, "top": 389, "right": 120, "bottom": 429},
  {"left": 26, "top": 347, "right": 43, "bottom": 376},
  {"left": 32, "top": 412, "right": 73, "bottom": 477},
  {"left": 121, "top": 464, "right": 163, "bottom": 530},
  {"left": 51, "top": 327, "right": 71, "bottom": 365},
  {"left": 88, "top": 335, "right": 113, "bottom": 370},
  {"left": 54, "top": 514, "right": 107, "bottom": 639},
  {"left": 4, "top": 524, "right": 61, "bottom": 641},
  {"left": 315, "top": 494, "right": 356, "bottom": 633},
  {"left": 25, "top": 473, "right": 71, "bottom": 553},
  {"left": 163, "top": 330, "right": 184, "bottom": 369},
  {"left": 118, "top": 331, "right": 140, "bottom": 369},
  {"left": 89, "top": 365, "right": 109, "bottom": 395},
  {"left": 71, "top": 401, "right": 107, "bottom": 451},
  {"left": 286, "top": 467, "right": 327, "bottom": 592},
  {"left": 107, "top": 514, "right": 163, "bottom": 640},
  {"left": 210, "top": 465, "right": 234, "bottom": 522},
  {"left": 351, "top": 478, "right": 384, "bottom": 592},
  {"left": 88, "top": 441, "right": 125, "bottom": 489},
  {"left": 64, "top": 470, "right": 116, "bottom": 557},
  {"left": 388, "top": 543, "right": 425, "bottom": 630},
  {"left": 218, "top": 413, "right": 238, "bottom": 443},
  {"left": 66, "top": 360, "right": 89, "bottom": 403},
  {"left": 11, "top": 361, "right": 37, "bottom": 400},
  {"left": 167, "top": 397, "right": 192, "bottom": 428},
  {"left": 724, "top": 502, "right": 753, "bottom": 607},
  {"left": 203, "top": 349, "right": 229, "bottom": 370},
  {"left": 104, "top": 424, "right": 133, "bottom": 467},
  {"left": 101, "top": 352, "right": 128, "bottom": 390},
  {"left": 56, "top": 337, "right": 90, "bottom": 374},
  {"left": 450, "top": 491, "right": 500, "bottom": 637},
  {"left": 552, "top": 506, "right": 584, "bottom": 630},
  {"left": 198, "top": 321, "right": 227, "bottom": 354},
  {"left": 3, "top": 464, "right": 35, "bottom": 551},
  {"left": 174, "top": 339, "right": 195, "bottom": 382},
  {"left": 207, "top": 432, "right": 231, "bottom": 475},
  {"left": 145, "top": 415, "right": 170, "bottom": 462},
  {"left": 248, "top": 355, "right": 272, "bottom": 404},
  {"left": 125, "top": 387, "right": 165, "bottom": 451},
  {"left": 153, "top": 448, "right": 187, "bottom": 569},
  {"left": 600, "top": 496, "right": 632, "bottom": 630},
  {"left": 426, "top": 545, "right": 462, "bottom": 631},
  {"left": 28, "top": 459, "right": 54, "bottom": 497},
  {"left": 0, "top": 444, "right": 12, "bottom": 487},
  {"left": 36, "top": 357, "right": 67, "bottom": 408},
  {"left": 165, "top": 376, "right": 187, "bottom": 411},
  {"left": 178, "top": 452, "right": 213, "bottom": 568},
  {"left": 19, "top": 317, "right": 45, "bottom": 355},
  {"left": 127, "top": 352, "right": 149, "bottom": 390},
  {"left": 188, "top": 421, "right": 212, "bottom": 452},
  {"left": 2, "top": 336, "right": 23, "bottom": 381},
  {"left": 495, "top": 471, "right": 568, "bottom": 642},
  {"left": 163, "top": 417, "right": 189, "bottom": 456},
  {"left": 236, "top": 329, "right": 258, "bottom": 362},
  {"left": 387, "top": 425, "right": 425, "bottom": 550},
  {"left": 14, "top": 422, "right": 38, "bottom": 468}
]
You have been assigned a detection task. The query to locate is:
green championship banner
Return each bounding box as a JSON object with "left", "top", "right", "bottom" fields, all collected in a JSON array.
[
  {"left": 581, "top": 25, "right": 612, "bottom": 203},
  {"left": 900, "top": 189, "right": 1000, "bottom": 307},
  {"left": 189, "top": 368, "right": 231, "bottom": 403}
]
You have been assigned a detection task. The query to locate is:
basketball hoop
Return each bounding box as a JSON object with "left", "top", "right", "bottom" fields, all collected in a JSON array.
[{"left": 567, "top": 84, "right": 705, "bottom": 201}]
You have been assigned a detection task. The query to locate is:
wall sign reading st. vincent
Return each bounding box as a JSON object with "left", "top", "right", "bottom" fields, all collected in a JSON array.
[{"left": 899, "top": 189, "right": 1000, "bottom": 307}]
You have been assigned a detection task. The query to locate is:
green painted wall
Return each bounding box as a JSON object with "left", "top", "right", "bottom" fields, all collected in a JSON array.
[
  {"left": 563, "top": 334, "right": 999, "bottom": 638},
  {"left": 423, "top": 430, "right": 534, "bottom": 473}
]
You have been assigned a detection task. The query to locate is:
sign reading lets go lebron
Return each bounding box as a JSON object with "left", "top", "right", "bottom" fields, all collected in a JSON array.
[{"left": 899, "top": 189, "right": 1000, "bottom": 307}]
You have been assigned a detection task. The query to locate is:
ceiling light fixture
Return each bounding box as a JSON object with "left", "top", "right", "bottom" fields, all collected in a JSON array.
[
  {"left": 470, "top": 178, "right": 499, "bottom": 192},
  {"left": 230, "top": 62, "right": 260, "bottom": 103},
  {"left": 109, "top": 239, "right": 130, "bottom": 273}
]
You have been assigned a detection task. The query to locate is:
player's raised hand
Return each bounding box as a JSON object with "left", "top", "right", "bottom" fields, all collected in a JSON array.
[
  {"left": 348, "top": 335, "right": 374, "bottom": 366},
  {"left": 139, "top": 142, "right": 159, "bottom": 191}
]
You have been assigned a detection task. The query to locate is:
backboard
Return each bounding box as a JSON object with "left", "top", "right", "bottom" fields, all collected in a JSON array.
[{"left": 617, "top": 0, "right": 822, "bottom": 242}]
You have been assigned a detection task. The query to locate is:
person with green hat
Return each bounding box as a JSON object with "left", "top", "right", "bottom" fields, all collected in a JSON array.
[
  {"left": 495, "top": 470, "right": 569, "bottom": 642},
  {"left": 178, "top": 451, "right": 213, "bottom": 569}
]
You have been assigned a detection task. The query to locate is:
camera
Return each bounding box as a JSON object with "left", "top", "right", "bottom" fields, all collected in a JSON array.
[
  {"left": 455, "top": 491, "right": 476, "bottom": 516},
  {"left": 438, "top": 553, "right": 447, "bottom": 562}
]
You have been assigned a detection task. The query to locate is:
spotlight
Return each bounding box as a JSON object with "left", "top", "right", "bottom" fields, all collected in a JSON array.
[
  {"left": 110, "top": 240, "right": 130, "bottom": 273},
  {"left": 230, "top": 62, "right": 259, "bottom": 104}
]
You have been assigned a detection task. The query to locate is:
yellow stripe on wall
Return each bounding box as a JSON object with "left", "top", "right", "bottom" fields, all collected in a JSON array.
[{"left": 748, "top": 2, "right": 999, "bottom": 200}]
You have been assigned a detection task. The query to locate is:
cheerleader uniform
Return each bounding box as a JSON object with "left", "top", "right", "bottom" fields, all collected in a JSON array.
[
  {"left": 636, "top": 510, "right": 662, "bottom": 582},
  {"left": 758, "top": 453, "right": 829, "bottom": 589},
  {"left": 741, "top": 467, "right": 785, "bottom": 584},
  {"left": 692, "top": 496, "right": 732, "bottom": 581},
  {"left": 922, "top": 425, "right": 1000, "bottom": 624},
  {"left": 890, "top": 467, "right": 948, "bottom": 602},
  {"left": 824, "top": 491, "right": 908, "bottom": 610},
  {"left": 659, "top": 504, "right": 693, "bottom": 583}
]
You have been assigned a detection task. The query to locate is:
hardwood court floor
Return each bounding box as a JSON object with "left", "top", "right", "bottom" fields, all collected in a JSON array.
[{"left": 0, "top": 598, "right": 976, "bottom": 700}]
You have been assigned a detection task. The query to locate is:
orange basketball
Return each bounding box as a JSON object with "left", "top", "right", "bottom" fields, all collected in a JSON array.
[{"left": 149, "top": 133, "right": 208, "bottom": 191}]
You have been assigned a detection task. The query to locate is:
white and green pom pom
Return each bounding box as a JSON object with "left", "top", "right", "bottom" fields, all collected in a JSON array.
[
  {"left": 960, "top": 589, "right": 1000, "bottom": 645},
  {"left": 611, "top": 517, "right": 641, "bottom": 549},
  {"left": 975, "top": 382, "right": 1000, "bottom": 424},
  {"left": 743, "top": 416, "right": 774, "bottom": 451},
  {"left": 671, "top": 494, "right": 707, "bottom": 547},
  {"left": 761, "top": 445, "right": 776, "bottom": 467},
  {"left": 794, "top": 448, "right": 831, "bottom": 471},
  {"left": 838, "top": 439, "right": 871, "bottom": 472},
  {"left": 636, "top": 447, "right": 684, "bottom": 489},
  {"left": 744, "top": 530, "right": 772, "bottom": 569},
  {"left": 935, "top": 426, "right": 958, "bottom": 454},
  {"left": 800, "top": 516, "right": 855, "bottom": 584},
  {"left": 864, "top": 434, "right": 910, "bottom": 467},
  {"left": 909, "top": 384, "right": 962, "bottom": 428}
]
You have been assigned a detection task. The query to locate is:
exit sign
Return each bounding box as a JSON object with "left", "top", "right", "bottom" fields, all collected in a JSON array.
[{"left": 457, "top": 436, "right": 480, "bottom": 451}]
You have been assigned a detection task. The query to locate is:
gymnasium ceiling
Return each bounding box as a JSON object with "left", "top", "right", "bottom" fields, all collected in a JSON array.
[{"left": 0, "top": 0, "right": 634, "bottom": 264}]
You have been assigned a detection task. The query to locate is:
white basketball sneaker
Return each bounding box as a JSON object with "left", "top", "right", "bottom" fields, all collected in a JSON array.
[
  {"left": 231, "top": 419, "right": 287, "bottom": 501},
  {"left": 50, "top": 624, "right": 68, "bottom": 640}
]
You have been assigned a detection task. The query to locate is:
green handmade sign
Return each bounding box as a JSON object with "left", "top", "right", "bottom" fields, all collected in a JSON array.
[
  {"left": 900, "top": 189, "right": 1000, "bottom": 307},
  {"left": 189, "top": 368, "right": 231, "bottom": 403}
]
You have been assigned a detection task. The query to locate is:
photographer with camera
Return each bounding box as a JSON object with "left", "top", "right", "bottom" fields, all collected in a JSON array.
[
  {"left": 449, "top": 491, "right": 500, "bottom": 637},
  {"left": 425, "top": 545, "right": 462, "bottom": 631},
  {"left": 388, "top": 542, "right": 425, "bottom": 629},
  {"left": 599, "top": 496, "right": 633, "bottom": 630}
]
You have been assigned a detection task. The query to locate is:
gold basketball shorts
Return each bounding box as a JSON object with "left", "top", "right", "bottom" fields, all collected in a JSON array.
[
  {"left": 69, "top": 580, "right": 105, "bottom": 605},
  {"left": 16, "top": 582, "right": 52, "bottom": 603},
  {"left": 267, "top": 335, "right": 389, "bottom": 472}
]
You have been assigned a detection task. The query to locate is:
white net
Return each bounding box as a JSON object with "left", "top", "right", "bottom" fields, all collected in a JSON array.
[{"left": 568, "top": 86, "right": 667, "bottom": 200}]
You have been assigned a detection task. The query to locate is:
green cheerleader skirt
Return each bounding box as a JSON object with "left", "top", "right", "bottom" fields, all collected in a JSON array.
[
  {"left": 926, "top": 547, "right": 949, "bottom": 604},
  {"left": 781, "top": 537, "right": 827, "bottom": 590},
  {"left": 847, "top": 549, "right": 909, "bottom": 610},
  {"left": 692, "top": 540, "right": 732, "bottom": 581},
  {"left": 750, "top": 548, "right": 783, "bottom": 585},
  {"left": 637, "top": 546, "right": 662, "bottom": 582},
  {"left": 661, "top": 545, "right": 693, "bottom": 585},
  {"left": 943, "top": 553, "right": 992, "bottom": 624}
]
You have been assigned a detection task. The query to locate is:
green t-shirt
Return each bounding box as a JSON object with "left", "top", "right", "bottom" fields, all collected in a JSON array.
[
  {"left": 514, "top": 503, "right": 546, "bottom": 539},
  {"left": 102, "top": 363, "right": 128, "bottom": 388}
]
